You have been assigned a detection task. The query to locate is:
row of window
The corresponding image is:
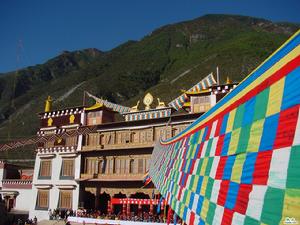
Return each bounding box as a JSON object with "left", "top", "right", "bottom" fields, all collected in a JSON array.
[
  {"left": 36, "top": 190, "right": 72, "bottom": 210},
  {"left": 39, "top": 159, "right": 74, "bottom": 179},
  {"left": 84, "top": 126, "right": 187, "bottom": 147},
  {"left": 84, "top": 157, "right": 149, "bottom": 175},
  {"left": 84, "top": 129, "right": 155, "bottom": 146},
  {"left": 39, "top": 157, "right": 150, "bottom": 179}
]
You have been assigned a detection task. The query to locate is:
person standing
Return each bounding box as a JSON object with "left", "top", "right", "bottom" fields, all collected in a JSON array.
[
  {"left": 48, "top": 209, "right": 53, "bottom": 220},
  {"left": 33, "top": 216, "right": 37, "bottom": 225}
]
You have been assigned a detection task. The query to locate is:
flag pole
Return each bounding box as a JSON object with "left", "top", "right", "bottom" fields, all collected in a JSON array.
[
  {"left": 164, "top": 202, "right": 167, "bottom": 223},
  {"left": 216, "top": 66, "right": 220, "bottom": 85},
  {"left": 83, "top": 91, "right": 86, "bottom": 107}
]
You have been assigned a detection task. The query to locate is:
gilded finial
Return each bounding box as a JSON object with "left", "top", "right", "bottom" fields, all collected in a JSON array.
[
  {"left": 156, "top": 98, "right": 166, "bottom": 109},
  {"left": 69, "top": 114, "right": 75, "bottom": 124},
  {"left": 143, "top": 93, "right": 153, "bottom": 110},
  {"left": 226, "top": 76, "right": 232, "bottom": 84},
  {"left": 47, "top": 118, "right": 53, "bottom": 127},
  {"left": 130, "top": 100, "right": 140, "bottom": 112},
  {"left": 44, "top": 96, "right": 52, "bottom": 112}
]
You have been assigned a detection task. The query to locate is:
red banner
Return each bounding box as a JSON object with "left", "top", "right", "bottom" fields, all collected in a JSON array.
[{"left": 111, "top": 198, "right": 165, "bottom": 206}]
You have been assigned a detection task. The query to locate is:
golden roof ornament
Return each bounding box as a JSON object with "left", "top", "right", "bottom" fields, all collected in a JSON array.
[
  {"left": 47, "top": 117, "right": 53, "bottom": 127},
  {"left": 130, "top": 100, "right": 140, "bottom": 112},
  {"left": 57, "top": 138, "right": 62, "bottom": 144},
  {"left": 143, "top": 93, "right": 153, "bottom": 110},
  {"left": 226, "top": 76, "right": 232, "bottom": 84},
  {"left": 69, "top": 114, "right": 75, "bottom": 124},
  {"left": 156, "top": 98, "right": 166, "bottom": 109},
  {"left": 44, "top": 96, "right": 52, "bottom": 112},
  {"left": 84, "top": 102, "right": 104, "bottom": 111}
]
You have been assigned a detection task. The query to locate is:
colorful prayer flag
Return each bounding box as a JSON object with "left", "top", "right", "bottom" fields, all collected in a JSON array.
[{"left": 150, "top": 30, "right": 300, "bottom": 225}]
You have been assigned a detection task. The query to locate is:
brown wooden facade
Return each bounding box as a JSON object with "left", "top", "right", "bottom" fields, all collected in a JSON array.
[{"left": 77, "top": 114, "right": 198, "bottom": 212}]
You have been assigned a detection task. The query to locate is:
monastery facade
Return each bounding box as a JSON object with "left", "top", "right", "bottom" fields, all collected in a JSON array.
[{"left": 0, "top": 76, "right": 237, "bottom": 221}]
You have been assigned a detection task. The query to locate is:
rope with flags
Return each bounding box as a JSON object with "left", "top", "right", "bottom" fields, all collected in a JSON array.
[
  {"left": 0, "top": 126, "right": 97, "bottom": 152},
  {"left": 0, "top": 91, "right": 129, "bottom": 151},
  {"left": 86, "top": 92, "right": 131, "bottom": 113},
  {"left": 150, "top": 30, "right": 300, "bottom": 225},
  {"left": 168, "top": 73, "right": 217, "bottom": 111}
]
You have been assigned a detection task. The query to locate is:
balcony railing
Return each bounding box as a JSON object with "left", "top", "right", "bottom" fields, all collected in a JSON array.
[
  {"left": 37, "top": 145, "right": 77, "bottom": 153},
  {"left": 82, "top": 142, "right": 154, "bottom": 151},
  {"left": 2, "top": 179, "right": 32, "bottom": 185},
  {"left": 80, "top": 173, "right": 145, "bottom": 181},
  {"left": 2, "top": 179, "right": 33, "bottom": 189}
]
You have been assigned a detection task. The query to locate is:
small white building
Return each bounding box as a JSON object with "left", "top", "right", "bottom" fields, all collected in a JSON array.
[{"left": 0, "top": 161, "right": 33, "bottom": 213}]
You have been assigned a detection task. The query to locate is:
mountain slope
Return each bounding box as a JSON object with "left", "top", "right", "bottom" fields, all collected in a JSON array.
[{"left": 0, "top": 14, "right": 299, "bottom": 159}]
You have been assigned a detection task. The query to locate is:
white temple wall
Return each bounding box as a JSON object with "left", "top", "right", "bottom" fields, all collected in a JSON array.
[
  {"left": 15, "top": 189, "right": 33, "bottom": 211},
  {"left": 0, "top": 167, "right": 4, "bottom": 188},
  {"left": 29, "top": 152, "right": 81, "bottom": 221}
]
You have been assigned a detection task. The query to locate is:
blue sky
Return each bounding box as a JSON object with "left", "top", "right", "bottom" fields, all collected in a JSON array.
[{"left": 0, "top": 0, "right": 299, "bottom": 73}]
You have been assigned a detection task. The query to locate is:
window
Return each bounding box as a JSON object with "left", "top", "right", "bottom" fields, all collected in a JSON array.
[
  {"left": 61, "top": 159, "right": 74, "bottom": 179},
  {"left": 83, "top": 135, "right": 88, "bottom": 146},
  {"left": 108, "top": 158, "right": 114, "bottom": 174},
  {"left": 87, "top": 111, "right": 102, "bottom": 125},
  {"left": 99, "top": 160, "right": 105, "bottom": 174},
  {"left": 59, "top": 190, "right": 72, "bottom": 209},
  {"left": 129, "top": 159, "right": 135, "bottom": 174},
  {"left": 140, "top": 131, "right": 146, "bottom": 143},
  {"left": 107, "top": 133, "right": 114, "bottom": 144},
  {"left": 101, "top": 133, "right": 114, "bottom": 145},
  {"left": 85, "top": 158, "right": 98, "bottom": 175},
  {"left": 39, "top": 160, "right": 52, "bottom": 179},
  {"left": 192, "top": 96, "right": 211, "bottom": 113},
  {"left": 120, "top": 159, "right": 126, "bottom": 174},
  {"left": 138, "top": 159, "right": 144, "bottom": 174},
  {"left": 130, "top": 132, "right": 136, "bottom": 143},
  {"left": 113, "top": 158, "right": 116, "bottom": 174},
  {"left": 100, "top": 134, "right": 104, "bottom": 145},
  {"left": 124, "top": 132, "right": 130, "bottom": 143},
  {"left": 115, "top": 159, "right": 120, "bottom": 173},
  {"left": 36, "top": 190, "right": 49, "bottom": 210},
  {"left": 145, "top": 158, "right": 150, "bottom": 171},
  {"left": 65, "top": 136, "right": 77, "bottom": 146},
  {"left": 87, "top": 134, "right": 99, "bottom": 146}
]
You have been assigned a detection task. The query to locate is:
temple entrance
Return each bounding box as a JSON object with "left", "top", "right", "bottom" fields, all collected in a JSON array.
[
  {"left": 8, "top": 198, "right": 14, "bottom": 210},
  {"left": 0, "top": 192, "right": 18, "bottom": 212},
  {"left": 83, "top": 190, "right": 95, "bottom": 209},
  {"left": 129, "top": 192, "right": 150, "bottom": 215},
  {"left": 113, "top": 192, "right": 126, "bottom": 215},
  {"left": 99, "top": 192, "right": 110, "bottom": 214}
]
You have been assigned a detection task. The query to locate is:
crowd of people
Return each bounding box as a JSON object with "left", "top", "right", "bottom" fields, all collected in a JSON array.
[
  {"left": 48, "top": 208, "right": 75, "bottom": 220},
  {"left": 11, "top": 217, "right": 37, "bottom": 225},
  {"left": 74, "top": 208, "right": 183, "bottom": 224},
  {"left": 25, "top": 206, "right": 185, "bottom": 224}
]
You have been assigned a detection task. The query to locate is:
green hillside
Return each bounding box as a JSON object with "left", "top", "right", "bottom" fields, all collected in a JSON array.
[{"left": 0, "top": 14, "right": 299, "bottom": 159}]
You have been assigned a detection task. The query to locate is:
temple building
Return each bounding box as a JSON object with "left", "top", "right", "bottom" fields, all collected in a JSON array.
[
  {"left": 29, "top": 102, "right": 85, "bottom": 220},
  {"left": 79, "top": 102, "right": 199, "bottom": 215},
  {"left": 25, "top": 75, "right": 237, "bottom": 220},
  {"left": 0, "top": 161, "right": 33, "bottom": 214}
]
